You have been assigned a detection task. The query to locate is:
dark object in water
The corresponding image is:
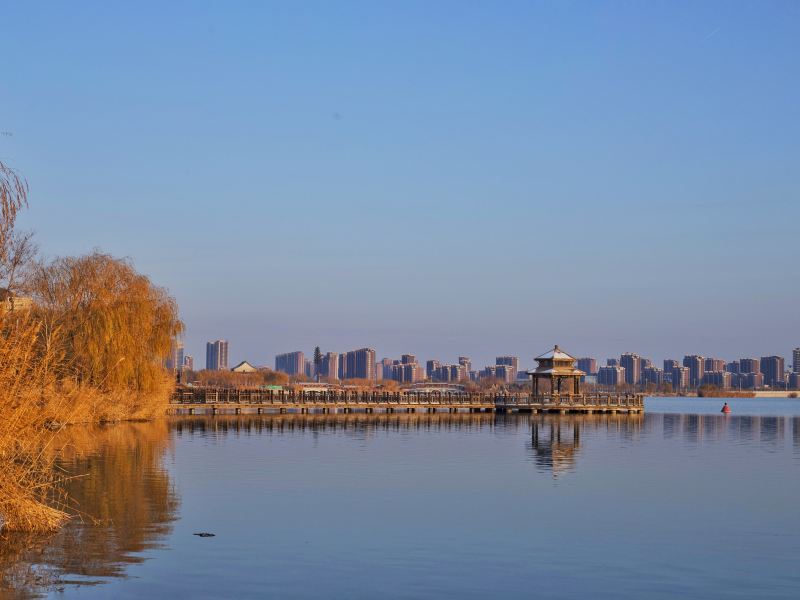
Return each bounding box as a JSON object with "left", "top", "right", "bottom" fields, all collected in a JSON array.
[
  {"left": 721, "top": 403, "right": 731, "bottom": 414},
  {"left": 193, "top": 532, "right": 216, "bottom": 537}
]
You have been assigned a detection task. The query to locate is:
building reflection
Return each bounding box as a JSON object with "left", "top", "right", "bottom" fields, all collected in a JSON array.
[
  {"left": 794, "top": 417, "right": 800, "bottom": 453},
  {"left": 655, "top": 413, "right": 790, "bottom": 448},
  {"left": 0, "top": 421, "right": 178, "bottom": 597}
]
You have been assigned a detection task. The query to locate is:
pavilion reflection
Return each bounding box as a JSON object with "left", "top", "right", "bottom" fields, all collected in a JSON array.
[
  {"left": 530, "top": 419, "right": 581, "bottom": 476},
  {"left": 526, "top": 413, "right": 645, "bottom": 476}
]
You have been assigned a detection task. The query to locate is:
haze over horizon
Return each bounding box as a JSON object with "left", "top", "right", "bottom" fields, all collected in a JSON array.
[{"left": 2, "top": 2, "right": 798, "bottom": 369}]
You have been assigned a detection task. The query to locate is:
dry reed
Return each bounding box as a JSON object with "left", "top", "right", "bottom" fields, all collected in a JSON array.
[{"left": 0, "top": 160, "right": 183, "bottom": 535}]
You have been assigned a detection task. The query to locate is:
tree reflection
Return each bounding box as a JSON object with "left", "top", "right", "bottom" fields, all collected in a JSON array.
[{"left": 0, "top": 421, "right": 178, "bottom": 598}]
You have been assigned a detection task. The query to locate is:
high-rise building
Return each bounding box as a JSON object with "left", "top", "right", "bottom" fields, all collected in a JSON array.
[
  {"left": 663, "top": 359, "right": 679, "bottom": 372},
  {"left": 607, "top": 358, "right": 619, "bottom": 367},
  {"left": 426, "top": 359, "right": 441, "bottom": 380},
  {"left": 459, "top": 356, "right": 472, "bottom": 373},
  {"left": 319, "top": 352, "right": 339, "bottom": 381},
  {"left": 479, "top": 365, "right": 497, "bottom": 380},
  {"left": 641, "top": 358, "right": 653, "bottom": 370},
  {"left": 670, "top": 366, "right": 690, "bottom": 391},
  {"left": 620, "top": 353, "right": 642, "bottom": 385},
  {"left": 391, "top": 362, "right": 421, "bottom": 383},
  {"left": 739, "top": 358, "right": 760, "bottom": 374},
  {"left": 702, "top": 371, "right": 731, "bottom": 388},
  {"left": 705, "top": 358, "right": 726, "bottom": 373},
  {"left": 341, "top": 348, "right": 376, "bottom": 380},
  {"left": 183, "top": 355, "right": 194, "bottom": 372},
  {"left": 683, "top": 355, "right": 705, "bottom": 387},
  {"left": 206, "top": 340, "right": 229, "bottom": 371},
  {"left": 642, "top": 366, "right": 664, "bottom": 387},
  {"left": 760, "top": 356, "right": 785, "bottom": 388},
  {"left": 166, "top": 339, "right": 184, "bottom": 372},
  {"left": 379, "top": 358, "right": 394, "bottom": 380},
  {"left": 577, "top": 358, "right": 598, "bottom": 375},
  {"left": 451, "top": 364, "right": 468, "bottom": 382},
  {"left": 490, "top": 365, "right": 512, "bottom": 383},
  {"left": 434, "top": 364, "right": 468, "bottom": 382},
  {"left": 304, "top": 359, "right": 313, "bottom": 378},
  {"left": 496, "top": 356, "right": 519, "bottom": 381},
  {"left": 387, "top": 355, "right": 423, "bottom": 383},
  {"left": 793, "top": 348, "right": 800, "bottom": 373},
  {"left": 275, "top": 351, "right": 304, "bottom": 376},
  {"left": 725, "top": 361, "right": 741, "bottom": 374},
  {"left": 735, "top": 372, "right": 764, "bottom": 389},
  {"left": 789, "top": 372, "right": 800, "bottom": 389},
  {"left": 597, "top": 366, "right": 625, "bottom": 386}
]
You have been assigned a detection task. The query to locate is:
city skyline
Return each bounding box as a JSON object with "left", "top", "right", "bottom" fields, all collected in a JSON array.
[
  {"left": 199, "top": 337, "right": 800, "bottom": 388},
  {"left": 2, "top": 3, "right": 799, "bottom": 598},
  {"left": 2, "top": 2, "right": 797, "bottom": 368}
]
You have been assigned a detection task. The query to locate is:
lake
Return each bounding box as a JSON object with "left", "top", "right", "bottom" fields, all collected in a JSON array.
[{"left": 2, "top": 398, "right": 799, "bottom": 599}]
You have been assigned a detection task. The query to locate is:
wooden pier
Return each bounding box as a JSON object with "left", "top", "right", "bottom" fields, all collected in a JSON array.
[{"left": 168, "top": 387, "right": 644, "bottom": 415}]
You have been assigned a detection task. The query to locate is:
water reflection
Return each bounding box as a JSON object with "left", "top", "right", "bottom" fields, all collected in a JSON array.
[
  {"left": 795, "top": 417, "right": 800, "bottom": 452},
  {"left": 653, "top": 413, "right": 795, "bottom": 450},
  {"left": 171, "top": 412, "right": 500, "bottom": 439},
  {"left": 0, "top": 422, "right": 178, "bottom": 598},
  {"left": 2, "top": 410, "right": 800, "bottom": 598},
  {"left": 525, "top": 414, "right": 645, "bottom": 475},
  {"left": 530, "top": 419, "right": 581, "bottom": 476}
]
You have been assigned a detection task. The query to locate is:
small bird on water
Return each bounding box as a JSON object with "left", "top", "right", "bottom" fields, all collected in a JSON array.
[{"left": 193, "top": 532, "right": 216, "bottom": 537}]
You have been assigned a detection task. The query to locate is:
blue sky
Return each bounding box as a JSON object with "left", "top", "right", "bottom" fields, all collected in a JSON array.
[{"left": 1, "top": 1, "right": 798, "bottom": 369}]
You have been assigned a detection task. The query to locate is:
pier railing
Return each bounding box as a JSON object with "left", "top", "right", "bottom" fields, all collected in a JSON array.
[
  {"left": 171, "top": 387, "right": 496, "bottom": 405},
  {"left": 170, "top": 387, "right": 644, "bottom": 411},
  {"left": 496, "top": 393, "right": 644, "bottom": 408}
]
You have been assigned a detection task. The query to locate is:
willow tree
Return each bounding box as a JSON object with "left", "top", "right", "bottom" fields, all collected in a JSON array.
[
  {"left": 0, "top": 162, "right": 34, "bottom": 292},
  {"left": 29, "top": 252, "right": 183, "bottom": 396},
  {"left": 0, "top": 161, "right": 69, "bottom": 532}
]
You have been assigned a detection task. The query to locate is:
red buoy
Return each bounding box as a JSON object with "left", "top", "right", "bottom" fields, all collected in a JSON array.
[{"left": 721, "top": 403, "right": 731, "bottom": 414}]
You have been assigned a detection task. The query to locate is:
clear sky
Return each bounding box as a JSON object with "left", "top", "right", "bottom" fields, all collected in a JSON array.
[{"left": 1, "top": 1, "right": 798, "bottom": 370}]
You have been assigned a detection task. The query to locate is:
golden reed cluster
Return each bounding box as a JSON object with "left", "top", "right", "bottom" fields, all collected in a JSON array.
[{"left": 0, "top": 161, "right": 182, "bottom": 534}]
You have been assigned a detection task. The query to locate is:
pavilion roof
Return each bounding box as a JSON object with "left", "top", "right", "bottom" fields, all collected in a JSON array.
[
  {"left": 535, "top": 345, "right": 577, "bottom": 361},
  {"left": 527, "top": 366, "right": 585, "bottom": 376}
]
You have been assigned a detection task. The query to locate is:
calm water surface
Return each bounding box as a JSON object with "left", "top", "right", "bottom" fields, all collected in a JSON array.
[{"left": 3, "top": 398, "right": 800, "bottom": 599}]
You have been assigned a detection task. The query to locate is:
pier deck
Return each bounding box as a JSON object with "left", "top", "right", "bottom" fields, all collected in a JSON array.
[{"left": 168, "top": 388, "right": 644, "bottom": 415}]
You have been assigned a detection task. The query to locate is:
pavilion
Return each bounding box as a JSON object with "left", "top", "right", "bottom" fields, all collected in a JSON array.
[{"left": 528, "top": 345, "right": 585, "bottom": 398}]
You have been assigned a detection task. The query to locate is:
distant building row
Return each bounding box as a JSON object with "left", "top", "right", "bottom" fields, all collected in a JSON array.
[
  {"left": 580, "top": 350, "right": 800, "bottom": 390},
  {"left": 272, "top": 350, "right": 523, "bottom": 384},
  {"left": 185, "top": 342, "right": 800, "bottom": 391},
  {"left": 275, "top": 348, "right": 376, "bottom": 380}
]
